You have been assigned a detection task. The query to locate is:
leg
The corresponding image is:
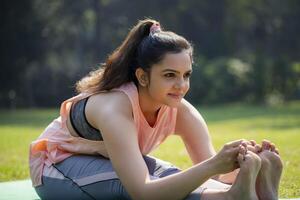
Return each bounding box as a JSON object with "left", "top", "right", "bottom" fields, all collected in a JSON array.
[
  {"left": 35, "top": 155, "right": 131, "bottom": 200},
  {"left": 256, "top": 141, "right": 283, "bottom": 200},
  {"left": 146, "top": 156, "right": 230, "bottom": 200},
  {"left": 36, "top": 155, "right": 181, "bottom": 200},
  {"left": 35, "top": 176, "right": 93, "bottom": 200},
  {"left": 201, "top": 150, "right": 261, "bottom": 200}
]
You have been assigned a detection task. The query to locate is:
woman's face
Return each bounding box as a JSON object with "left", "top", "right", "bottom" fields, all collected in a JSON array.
[{"left": 147, "top": 50, "right": 192, "bottom": 108}]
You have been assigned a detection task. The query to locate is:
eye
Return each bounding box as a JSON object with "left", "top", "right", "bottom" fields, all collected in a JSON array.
[
  {"left": 184, "top": 72, "right": 192, "bottom": 79},
  {"left": 164, "top": 73, "right": 175, "bottom": 78}
]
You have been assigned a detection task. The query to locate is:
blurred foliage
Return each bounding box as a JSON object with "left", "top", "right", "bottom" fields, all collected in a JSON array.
[{"left": 1, "top": 0, "right": 299, "bottom": 107}]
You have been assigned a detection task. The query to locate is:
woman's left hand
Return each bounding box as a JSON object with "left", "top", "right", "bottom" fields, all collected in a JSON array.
[
  {"left": 58, "top": 136, "right": 109, "bottom": 157},
  {"left": 242, "top": 140, "right": 262, "bottom": 153}
]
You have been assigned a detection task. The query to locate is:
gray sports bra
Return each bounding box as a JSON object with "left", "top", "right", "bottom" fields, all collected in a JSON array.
[{"left": 69, "top": 97, "right": 103, "bottom": 141}]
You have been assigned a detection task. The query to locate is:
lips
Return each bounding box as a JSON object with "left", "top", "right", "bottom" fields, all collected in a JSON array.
[{"left": 167, "top": 93, "right": 183, "bottom": 100}]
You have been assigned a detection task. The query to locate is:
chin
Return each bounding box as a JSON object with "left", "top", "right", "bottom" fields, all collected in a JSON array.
[{"left": 164, "top": 99, "right": 182, "bottom": 108}]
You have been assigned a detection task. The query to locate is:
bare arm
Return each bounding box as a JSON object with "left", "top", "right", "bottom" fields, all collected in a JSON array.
[
  {"left": 86, "top": 92, "right": 239, "bottom": 200},
  {"left": 175, "top": 99, "right": 238, "bottom": 184},
  {"left": 175, "top": 99, "right": 216, "bottom": 163}
]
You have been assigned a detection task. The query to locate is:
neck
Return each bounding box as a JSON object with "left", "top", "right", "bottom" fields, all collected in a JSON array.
[{"left": 137, "top": 85, "right": 162, "bottom": 119}]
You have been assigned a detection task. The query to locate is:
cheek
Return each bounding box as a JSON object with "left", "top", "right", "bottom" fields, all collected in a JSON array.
[
  {"left": 148, "top": 80, "right": 163, "bottom": 95},
  {"left": 150, "top": 76, "right": 168, "bottom": 89},
  {"left": 185, "top": 81, "right": 190, "bottom": 92}
]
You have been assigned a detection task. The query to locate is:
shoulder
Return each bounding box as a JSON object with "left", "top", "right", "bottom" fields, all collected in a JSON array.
[
  {"left": 177, "top": 98, "right": 198, "bottom": 116},
  {"left": 175, "top": 98, "right": 207, "bottom": 135},
  {"left": 91, "top": 91, "right": 131, "bottom": 109},
  {"left": 85, "top": 91, "right": 133, "bottom": 127}
]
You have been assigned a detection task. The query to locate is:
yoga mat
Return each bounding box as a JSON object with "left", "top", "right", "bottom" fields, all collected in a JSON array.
[{"left": 0, "top": 180, "right": 39, "bottom": 200}]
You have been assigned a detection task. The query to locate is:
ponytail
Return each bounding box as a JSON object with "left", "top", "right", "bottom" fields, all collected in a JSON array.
[{"left": 76, "top": 18, "right": 192, "bottom": 93}]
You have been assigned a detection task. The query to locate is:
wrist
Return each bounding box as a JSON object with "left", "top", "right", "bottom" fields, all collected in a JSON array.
[
  {"left": 94, "top": 141, "right": 108, "bottom": 157},
  {"left": 88, "top": 140, "right": 101, "bottom": 155},
  {"left": 205, "top": 156, "right": 222, "bottom": 176}
]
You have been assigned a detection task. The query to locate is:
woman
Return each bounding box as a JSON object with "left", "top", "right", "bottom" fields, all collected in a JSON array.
[{"left": 30, "top": 19, "right": 283, "bottom": 200}]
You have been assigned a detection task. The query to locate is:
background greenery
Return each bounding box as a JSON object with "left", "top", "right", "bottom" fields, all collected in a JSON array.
[
  {"left": 0, "top": 102, "right": 299, "bottom": 198},
  {"left": 1, "top": 0, "right": 300, "bottom": 108}
]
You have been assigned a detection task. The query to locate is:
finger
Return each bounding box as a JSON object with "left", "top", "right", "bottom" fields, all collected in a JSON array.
[
  {"left": 226, "top": 146, "right": 244, "bottom": 161},
  {"left": 239, "top": 145, "right": 247, "bottom": 161},
  {"left": 57, "top": 144, "right": 69, "bottom": 151},
  {"left": 275, "top": 148, "right": 280, "bottom": 155},
  {"left": 63, "top": 137, "right": 76, "bottom": 143},
  {"left": 242, "top": 140, "right": 252, "bottom": 146},
  {"left": 246, "top": 145, "right": 256, "bottom": 153},
  {"left": 239, "top": 145, "right": 247, "bottom": 156},
  {"left": 250, "top": 140, "right": 257, "bottom": 146},
  {"left": 58, "top": 143, "right": 71, "bottom": 149},
  {"left": 241, "top": 141, "right": 249, "bottom": 148},
  {"left": 226, "top": 139, "right": 249, "bottom": 148},
  {"left": 230, "top": 146, "right": 242, "bottom": 155}
]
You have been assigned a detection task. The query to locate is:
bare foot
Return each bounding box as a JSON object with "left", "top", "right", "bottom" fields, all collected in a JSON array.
[
  {"left": 228, "top": 147, "right": 261, "bottom": 200},
  {"left": 256, "top": 140, "right": 283, "bottom": 200}
]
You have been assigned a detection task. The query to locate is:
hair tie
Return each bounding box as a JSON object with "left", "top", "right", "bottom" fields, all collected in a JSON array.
[{"left": 149, "top": 23, "right": 161, "bottom": 35}]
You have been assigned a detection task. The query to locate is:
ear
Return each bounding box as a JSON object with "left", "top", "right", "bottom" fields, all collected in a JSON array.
[{"left": 135, "top": 67, "right": 149, "bottom": 87}]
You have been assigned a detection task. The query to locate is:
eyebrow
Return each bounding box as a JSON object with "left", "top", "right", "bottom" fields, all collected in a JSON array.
[{"left": 162, "top": 69, "right": 193, "bottom": 74}]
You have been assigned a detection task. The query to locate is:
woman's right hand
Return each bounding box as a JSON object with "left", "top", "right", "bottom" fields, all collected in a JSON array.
[
  {"left": 58, "top": 136, "right": 109, "bottom": 157},
  {"left": 210, "top": 139, "right": 248, "bottom": 174}
]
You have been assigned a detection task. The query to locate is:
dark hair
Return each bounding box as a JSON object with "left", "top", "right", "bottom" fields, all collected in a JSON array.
[{"left": 76, "top": 18, "right": 193, "bottom": 93}]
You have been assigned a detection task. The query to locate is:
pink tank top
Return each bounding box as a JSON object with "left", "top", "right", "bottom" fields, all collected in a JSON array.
[{"left": 29, "top": 82, "right": 177, "bottom": 186}]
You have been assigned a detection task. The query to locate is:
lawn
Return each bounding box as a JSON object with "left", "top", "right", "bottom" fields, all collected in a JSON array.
[{"left": 0, "top": 102, "right": 299, "bottom": 198}]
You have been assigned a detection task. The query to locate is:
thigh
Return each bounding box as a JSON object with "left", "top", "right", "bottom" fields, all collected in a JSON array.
[
  {"left": 36, "top": 155, "right": 131, "bottom": 200},
  {"left": 35, "top": 154, "right": 208, "bottom": 200},
  {"left": 35, "top": 176, "right": 93, "bottom": 200}
]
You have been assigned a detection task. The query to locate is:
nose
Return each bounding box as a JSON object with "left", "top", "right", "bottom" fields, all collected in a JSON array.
[{"left": 174, "top": 77, "right": 186, "bottom": 90}]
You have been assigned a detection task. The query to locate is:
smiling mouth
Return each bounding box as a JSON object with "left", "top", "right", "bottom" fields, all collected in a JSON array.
[{"left": 168, "top": 93, "right": 183, "bottom": 99}]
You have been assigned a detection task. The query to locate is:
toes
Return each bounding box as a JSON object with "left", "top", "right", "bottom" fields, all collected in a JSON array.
[
  {"left": 255, "top": 144, "right": 262, "bottom": 153},
  {"left": 246, "top": 145, "right": 256, "bottom": 153},
  {"left": 261, "top": 140, "right": 278, "bottom": 154},
  {"left": 250, "top": 140, "right": 257, "bottom": 146},
  {"left": 239, "top": 145, "right": 247, "bottom": 154},
  {"left": 270, "top": 143, "right": 276, "bottom": 152},
  {"left": 241, "top": 141, "right": 248, "bottom": 148},
  {"left": 262, "top": 140, "right": 271, "bottom": 150}
]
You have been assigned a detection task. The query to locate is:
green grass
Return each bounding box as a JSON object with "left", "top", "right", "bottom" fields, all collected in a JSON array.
[
  {"left": 0, "top": 102, "right": 299, "bottom": 198},
  {"left": 0, "top": 109, "right": 59, "bottom": 182}
]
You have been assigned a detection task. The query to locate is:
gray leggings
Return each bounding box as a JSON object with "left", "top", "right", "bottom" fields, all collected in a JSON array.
[{"left": 35, "top": 155, "right": 205, "bottom": 200}]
